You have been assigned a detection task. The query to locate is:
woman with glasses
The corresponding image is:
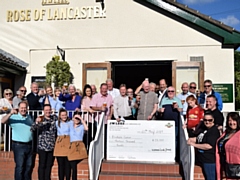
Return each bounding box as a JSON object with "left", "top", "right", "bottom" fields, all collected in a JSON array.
[
  {"left": 216, "top": 112, "right": 240, "bottom": 180},
  {"left": 187, "top": 111, "right": 220, "bottom": 180},
  {"left": 0, "top": 89, "right": 13, "bottom": 113},
  {"left": 67, "top": 111, "right": 88, "bottom": 180}
]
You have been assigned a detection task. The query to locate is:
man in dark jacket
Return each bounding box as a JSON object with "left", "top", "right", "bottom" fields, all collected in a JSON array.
[{"left": 198, "top": 79, "right": 223, "bottom": 111}]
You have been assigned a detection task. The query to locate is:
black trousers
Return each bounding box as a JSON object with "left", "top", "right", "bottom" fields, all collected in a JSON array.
[
  {"left": 69, "top": 160, "right": 81, "bottom": 180},
  {"left": 38, "top": 149, "right": 55, "bottom": 180},
  {"left": 56, "top": 157, "right": 71, "bottom": 180}
]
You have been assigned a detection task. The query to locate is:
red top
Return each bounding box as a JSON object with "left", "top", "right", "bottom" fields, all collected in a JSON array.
[{"left": 186, "top": 106, "right": 204, "bottom": 129}]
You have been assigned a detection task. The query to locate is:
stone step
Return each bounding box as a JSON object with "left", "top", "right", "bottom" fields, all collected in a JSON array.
[
  {"left": 101, "top": 160, "right": 180, "bottom": 175},
  {"left": 99, "top": 172, "right": 182, "bottom": 180},
  {"left": 100, "top": 160, "right": 182, "bottom": 180}
]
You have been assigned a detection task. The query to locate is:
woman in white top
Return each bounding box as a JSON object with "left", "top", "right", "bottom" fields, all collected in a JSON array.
[{"left": 0, "top": 89, "right": 13, "bottom": 113}]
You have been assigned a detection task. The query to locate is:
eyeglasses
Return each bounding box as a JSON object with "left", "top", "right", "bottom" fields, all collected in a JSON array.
[
  {"left": 203, "top": 119, "right": 213, "bottom": 122},
  {"left": 190, "top": 86, "right": 196, "bottom": 89},
  {"left": 204, "top": 85, "right": 211, "bottom": 88},
  {"left": 5, "top": 93, "right": 12, "bottom": 96},
  {"left": 20, "top": 90, "right": 27, "bottom": 92},
  {"left": 168, "top": 90, "right": 175, "bottom": 93}
]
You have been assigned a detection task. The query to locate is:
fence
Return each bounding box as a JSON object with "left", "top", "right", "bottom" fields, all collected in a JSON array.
[
  {"left": 88, "top": 113, "right": 105, "bottom": 180},
  {"left": 179, "top": 115, "right": 194, "bottom": 180},
  {"left": 0, "top": 110, "right": 102, "bottom": 152}
]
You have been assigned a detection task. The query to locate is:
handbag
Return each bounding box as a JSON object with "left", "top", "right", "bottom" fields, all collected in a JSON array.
[{"left": 225, "top": 163, "right": 240, "bottom": 178}]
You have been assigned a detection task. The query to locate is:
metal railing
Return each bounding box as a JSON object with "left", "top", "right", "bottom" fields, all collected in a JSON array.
[
  {"left": 179, "top": 115, "right": 194, "bottom": 180},
  {"left": 0, "top": 110, "right": 101, "bottom": 152},
  {"left": 88, "top": 113, "right": 105, "bottom": 180}
]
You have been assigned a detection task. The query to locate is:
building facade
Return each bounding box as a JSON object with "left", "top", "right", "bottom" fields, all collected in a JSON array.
[{"left": 0, "top": 0, "right": 240, "bottom": 110}]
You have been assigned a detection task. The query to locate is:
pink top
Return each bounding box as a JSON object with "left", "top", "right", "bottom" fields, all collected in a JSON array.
[
  {"left": 90, "top": 93, "right": 113, "bottom": 124},
  {"left": 216, "top": 130, "right": 240, "bottom": 180},
  {"left": 81, "top": 96, "right": 93, "bottom": 123}
]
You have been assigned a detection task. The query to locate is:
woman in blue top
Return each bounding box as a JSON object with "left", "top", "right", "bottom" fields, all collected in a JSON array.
[
  {"left": 59, "top": 84, "right": 82, "bottom": 118},
  {"left": 53, "top": 108, "right": 71, "bottom": 180},
  {"left": 67, "top": 111, "right": 88, "bottom": 180}
]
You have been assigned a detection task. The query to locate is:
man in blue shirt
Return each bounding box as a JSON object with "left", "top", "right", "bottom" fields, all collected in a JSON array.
[{"left": 1, "top": 101, "right": 33, "bottom": 180}]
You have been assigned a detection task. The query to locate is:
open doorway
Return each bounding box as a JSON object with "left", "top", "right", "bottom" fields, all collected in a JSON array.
[{"left": 111, "top": 61, "right": 172, "bottom": 91}]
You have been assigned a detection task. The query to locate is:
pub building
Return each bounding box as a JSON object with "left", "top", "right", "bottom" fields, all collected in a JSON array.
[{"left": 0, "top": 0, "right": 240, "bottom": 111}]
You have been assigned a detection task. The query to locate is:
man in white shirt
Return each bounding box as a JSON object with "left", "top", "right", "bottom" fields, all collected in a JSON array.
[
  {"left": 156, "top": 79, "right": 168, "bottom": 119},
  {"left": 106, "top": 79, "right": 120, "bottom": 99},
  {"left": 114, "top": 84, "right": 133, "bottom": 121}
]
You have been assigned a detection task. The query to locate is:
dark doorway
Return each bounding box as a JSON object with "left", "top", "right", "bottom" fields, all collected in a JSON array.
[{"left": 111, "top": 61, "right": 172, "bottom": 91}]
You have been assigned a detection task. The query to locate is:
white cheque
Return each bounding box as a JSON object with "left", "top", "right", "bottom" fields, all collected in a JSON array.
[{"left": 107, "top": 120, "right": 175, "bottom": 162}]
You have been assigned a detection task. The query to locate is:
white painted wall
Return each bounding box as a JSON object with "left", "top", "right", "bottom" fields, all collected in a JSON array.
[{"left": 0, "top": 0, "right": 235, "bottom": 110}]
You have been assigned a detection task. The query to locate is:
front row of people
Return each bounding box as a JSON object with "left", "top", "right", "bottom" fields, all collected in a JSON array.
[
  {"left": 187, "top": 111, "right": 240, "bottom": 180},
  {"left": 2, "top": 102, "right": 88, "bottom": 180}
]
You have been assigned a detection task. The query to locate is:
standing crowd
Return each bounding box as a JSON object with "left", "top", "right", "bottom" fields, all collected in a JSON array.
[{"left": 0, "top": 78, "right": 239, "bottom": 180}]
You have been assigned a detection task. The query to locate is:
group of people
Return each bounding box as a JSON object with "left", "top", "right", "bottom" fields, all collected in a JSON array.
[{"left": 0, "top": 77, "right": 238, "bottom": 180}]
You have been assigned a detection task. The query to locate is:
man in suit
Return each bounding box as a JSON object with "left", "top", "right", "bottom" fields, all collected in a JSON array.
[{"left": 156, "top": 79, "right": 168, "bottom": 119}]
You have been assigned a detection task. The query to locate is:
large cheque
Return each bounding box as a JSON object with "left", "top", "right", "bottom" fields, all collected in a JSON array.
[{"left": 107, "top": 120, "right": 175, "bottom": 162}]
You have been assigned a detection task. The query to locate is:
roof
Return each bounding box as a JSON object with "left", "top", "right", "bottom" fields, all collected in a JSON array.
[
  {"left": 135, "top": 0, "right": 240, "bottom": 49},
  {"left": 0, "top": 49, "right": 28, "bottom": 71}
]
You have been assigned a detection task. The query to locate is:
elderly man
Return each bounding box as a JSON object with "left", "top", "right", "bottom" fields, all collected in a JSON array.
[
  {"left": 106, "top": 79, "right": 120, "bottom": 99},
  {"left": 135, "top": 81, "right": 158, "bottom": 120},
  {"left": 27, "top": 82, "right": 42, "bottom": 110},
  {"left": 91, "top": 84, "right": 97, "bottom": 95},
  {"left": 159, "top": 86, "right": 182, "bottom": 147},
  {"left": 177, "top": 82, "right": 191, "bottom": 119},
  {"left": 1, "top": 101, "right": 33, "bottom": 180},
  {"left": 206, "top": 95, "right": 224, "bottom": 130},
  {"left": 114, "top": 84, "right": 134, "bottom": 121},
  {"left": 198, "top": 79, "right": 223, "bottom": 111}
]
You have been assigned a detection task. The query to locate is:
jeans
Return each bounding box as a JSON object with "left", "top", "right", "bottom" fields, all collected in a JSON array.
[
  {"left": 38, "top": 149, "right": 55, "bottom": 180},
  {"left": 12, "top": 142, "right": 33, "bottom": 180},
  {"left": 203, "top": 163, "right": 216, "bottom": 180},
  {"left": 56, "top": 157, "right": 71, "bottom": 180}
]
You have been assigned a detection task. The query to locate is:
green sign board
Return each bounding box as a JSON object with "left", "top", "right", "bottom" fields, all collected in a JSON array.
[{"left": 212, "top": 84, "right": 233, "bottom": 103}]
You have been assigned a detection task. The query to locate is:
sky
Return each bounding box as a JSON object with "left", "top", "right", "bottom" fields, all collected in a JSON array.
[{"left": 177, "top": 0, "right": 240, "bottom": 31}]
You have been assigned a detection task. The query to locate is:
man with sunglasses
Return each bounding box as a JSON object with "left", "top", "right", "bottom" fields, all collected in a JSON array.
[
  {"left": 189, "top": 82, "right": 198, "bottom": 95},
  {"left": 198, "top": 79, "right": 223, "bottom": 111}
]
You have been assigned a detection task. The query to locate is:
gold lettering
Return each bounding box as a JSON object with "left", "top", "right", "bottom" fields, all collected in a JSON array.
[
  {"left": 93, "top": 6, "right": 99, "bottom": 18},
  {"left": 48, "top": 8, "right": 53, "bottom": 20},
  {"left": 80, "top": 7, "right": 87, "bottom": 19},
  {"left": 26, "top": 10, "right": 31, "bottom": 21},
  {"left": 14, "top": 10, "right": 20, "bottom": 22},
  {"left": 34, "top": 10, "right": 40, "bottom": 21},
  {"left": 59, "top": 8, "right": 67, "bottom": 20},
  {"left": 74, "top": 8, "right": 80, "bottom": 19},
  {"left": 53, "top": 8, "right": 59, "bottom": 20},
  {"left": 48, "top": 0, "right": 53, "bottom": 3},
  {"left": 7, "top": 11, "right": 13, "bottom": 22},
  {"left": 40, "top": 9, "right": 46, "bottom": 21},
  {"left": 42, "top": 0, "right": 47, "bottom": 5},
  {"left": 100, "top": 7, "right": 106, "bottom": 18},
  {"left": 20, "top": 10, "right": 25, "bottom": 21},
  {"left": 87, "top": 6, "right": 93, "bottom": 19},
  {"left": 68, "top": 7, "right": 73, "bottom": 20}
]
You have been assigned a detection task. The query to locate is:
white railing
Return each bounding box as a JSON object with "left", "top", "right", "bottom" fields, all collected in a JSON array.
[
  {"left": 88, "top": 113, "right": 105, "bottom": 180},
  {"left": 0, "top": 110, "right": 101, "bottom": 152}
]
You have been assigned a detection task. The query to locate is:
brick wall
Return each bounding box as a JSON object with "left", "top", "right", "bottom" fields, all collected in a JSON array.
[
  {"left": 194, "top": 165, "right": 205, "bottom": 180},
  {"left": 0, "top": 152, "right": 89, "bottom": 180}
]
